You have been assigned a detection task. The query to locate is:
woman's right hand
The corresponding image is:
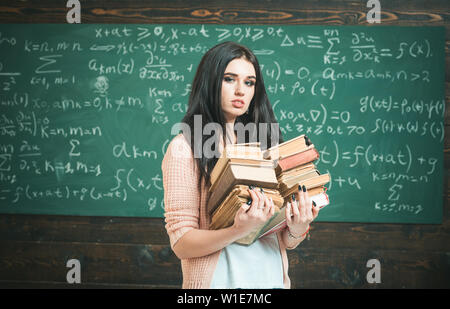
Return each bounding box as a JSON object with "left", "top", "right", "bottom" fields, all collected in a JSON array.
[{"left": 232, "top": 187, "right": 276, "bottom": 236}]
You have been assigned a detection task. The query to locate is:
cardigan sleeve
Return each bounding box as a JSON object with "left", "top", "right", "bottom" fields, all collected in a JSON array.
[{"left": 162, "top": 134, "right": 201, "bottom": 249}]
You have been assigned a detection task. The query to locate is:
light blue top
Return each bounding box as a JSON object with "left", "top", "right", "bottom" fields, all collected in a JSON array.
[{"left": 210, "top": 233, "right": 284, "bottom": 289}]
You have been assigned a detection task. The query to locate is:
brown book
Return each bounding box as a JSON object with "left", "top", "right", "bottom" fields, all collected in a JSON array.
[
  {"left": 206, "top": 163, "right": 278, "bottom": 214},
  {"left": 263, "top": 134, "right": 311, "bottom": 160},
  {"left": 209, "top": 185, "right": 284, "bottom": 229},
  {"left": 279, "top": 169, "right": 320, "bottom": 193},
  {"left": 275, "top": 145, "right": 319, "bottom": 175},
  {"left": 230, "top": 185, "right": 283, "bottom": 207},
  {"left": 278, "top": 164, "right": 317, "bottom": 186},
  {"left": 281, "top": 173, "right": 331, "bottom": 198},
  {"left": 280, "top": 184, "right": 326, "bottom": 200},
  {"left": 210, "top": 157, "right": 274, "bottom": 189},
  {"left": 222, "top": 142, "right": 263, "bottom": 159},
  {"left": 277, "top": 162, "right": 316, "bottom": 179},
  {"left": 209, "top": 184, "right": 283, "bottom": 217}
]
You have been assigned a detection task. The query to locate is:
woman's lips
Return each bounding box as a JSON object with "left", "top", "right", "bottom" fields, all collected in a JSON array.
[{"left": 232, "top": 100, "right": 245, "bottom": 108}]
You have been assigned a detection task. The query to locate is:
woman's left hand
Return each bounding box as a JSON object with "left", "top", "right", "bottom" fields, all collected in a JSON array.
[{"left": 285, "top": 184, "right": 319, "bottom": 238}]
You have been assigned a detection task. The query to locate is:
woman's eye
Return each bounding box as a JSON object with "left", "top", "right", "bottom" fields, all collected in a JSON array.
[
  {"left": 245, "top": 80, "right": 256, "bottom": 86},
  {"left": 223, "top": 76, "right": 234, "bottom": 83}
]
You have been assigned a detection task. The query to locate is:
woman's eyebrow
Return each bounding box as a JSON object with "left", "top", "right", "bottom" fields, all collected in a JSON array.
[{"left": 224, "top": 72, "right": 256, "bottom": 79}]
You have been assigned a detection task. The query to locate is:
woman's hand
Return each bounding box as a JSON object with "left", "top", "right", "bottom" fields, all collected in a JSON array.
[
  {"left": 173, "top": 187, "right": 275, "bottom": 259},
  {"left": 285, "top": 184, "right": 320, "bottom": 238},
  {"left": 232, "top": 186, "right": 276, "bottom": 236}
]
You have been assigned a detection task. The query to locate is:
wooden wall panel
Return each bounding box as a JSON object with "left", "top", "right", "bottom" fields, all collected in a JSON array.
[{"left": 0, "top": 0, "right": 449, "bottom": 288}]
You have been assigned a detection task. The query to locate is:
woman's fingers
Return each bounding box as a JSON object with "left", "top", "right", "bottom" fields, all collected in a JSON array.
[
  {"left": 269, "top": 197, "right": 276, "bottom": 216},
  {"left": 247, "top": 188, "right": 258, "bottom": 214},
  {"left": 312, "top": 200, "right": 320, "bottom": 219},
  {"left": 261, "top": 190, "right": 273, "bottom": 215},
  {"left": 247, "top": 185, "right": 318, "bottom": 223},
  {"left": 290, "top": 193, "right": 300, "bottom": 223},
  {"left": 298, "top": 186, "right": 307, "bottom": 221},
  {"left": 239, "top": 200, "right": 251, "bottom": 214},
  {"left": 285, "top": 202, "right": 292, "bottom": 224},
  {"left": 301, "top": 185, "right": 313, "bottom": 221},
  {"left": 289, "top": 185, "right": 316, "bottom": 225},
  {"left": 254, "top": 189, "right": 265, "bottom": 211},
  {"left": 247, "top": 187, "right": 265, "bottom": 214}
]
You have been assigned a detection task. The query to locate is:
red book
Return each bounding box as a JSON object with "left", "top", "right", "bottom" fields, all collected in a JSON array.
[{"left": 275, "top": 145, "right": 319, "bottom": 174}]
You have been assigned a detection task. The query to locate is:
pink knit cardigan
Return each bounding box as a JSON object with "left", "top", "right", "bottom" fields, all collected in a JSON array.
[{"left": 162, "top": 134, "right": 293, "bottom": 289}]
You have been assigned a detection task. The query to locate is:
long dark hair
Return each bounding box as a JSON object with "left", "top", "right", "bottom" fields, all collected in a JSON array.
[{"left": 180, "top": 41, "right": 283, "bottom": 186}]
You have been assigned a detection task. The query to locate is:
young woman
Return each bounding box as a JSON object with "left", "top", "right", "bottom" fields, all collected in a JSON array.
[{"left": 162, "top": 41, "right": 320, "bottom": 288}]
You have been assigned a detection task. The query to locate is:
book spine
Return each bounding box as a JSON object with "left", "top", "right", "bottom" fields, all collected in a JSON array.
[{"left": 279, "top": 149, "right": 319, "bottom": 172}]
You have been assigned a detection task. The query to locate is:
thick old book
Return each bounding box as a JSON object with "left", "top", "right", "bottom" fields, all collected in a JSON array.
[
  {"left": 221, "top": 142, "right": 263, "bottom": 159},
  {"left": 210, "top": 157, "right": 274, "bottom": 190},
  {"left": 206, "top": 162, "right": 278, "bottom": 214},
  {"left": 210, "top": 142, "right": 267, "bottom": 189},
  {"left": 209, "top": 185, "right": 284, "bottom": 229},
  {"left": 263, "top": 134, "right": 311, "bottom": 160},
  {"left": 274, "top": 145, "right": 320, "bottom": 175},
  {"left": 278, "top": 166, "right": 319, "bottom": 191},
  {"left": 277, "top": 162, "right": 316, "bottom": 180},
  {"left": 281, "top": 173, "right": 331, "bottom": 198}
]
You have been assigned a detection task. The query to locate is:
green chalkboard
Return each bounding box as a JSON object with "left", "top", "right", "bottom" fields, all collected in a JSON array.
[{"left": 0, "top": 24, "right": 445, "bottom": 223}]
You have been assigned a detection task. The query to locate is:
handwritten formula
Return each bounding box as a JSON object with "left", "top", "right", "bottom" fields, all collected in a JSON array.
[{"left": 0, "top": 25, "right": 445, "bottom": 222}]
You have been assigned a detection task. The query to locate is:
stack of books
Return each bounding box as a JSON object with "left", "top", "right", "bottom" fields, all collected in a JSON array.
[
  {"left": 207, "top": 143, "right": 284, "bottom": 231},
  {"left": 208, "top": 135, "right": 330, "bottom": 245},
  {"left": 265, "top": 135, "right": 330, "bottom": 206},
  {"left": 255, "top": 135, "right": 330, "bottom": 240}
]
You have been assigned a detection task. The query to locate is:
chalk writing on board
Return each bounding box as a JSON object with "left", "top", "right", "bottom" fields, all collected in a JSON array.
[{"left": 0, "top": 24, "right": 444, "bottom": 223}]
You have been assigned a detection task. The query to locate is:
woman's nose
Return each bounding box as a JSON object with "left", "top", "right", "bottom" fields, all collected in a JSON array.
[{"left": 234, "top": 83, "right": 244, "bottom": 96}]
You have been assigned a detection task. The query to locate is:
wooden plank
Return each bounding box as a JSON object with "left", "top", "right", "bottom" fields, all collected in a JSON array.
[
  {"left": 3, "top": 0, "right": 450, "bottom": 12},
  {"left": 1, "top": 206, "right": 449, "bottom": 251},
  {"left": 0, "top": 0, "right": 447, "bottom": 26},
  {"left": 1, "top": 239, "right": 448, "bottom": 288},
  {"left": 288, "top": 248, "right": 450, "bottom": 288},
  {"left": 0, "top": 281, "right": 177, "bottom": 288},
  {"left": 0, "top": 240, "right": 181, "bottom": 287},
  {"left": 0, "top": 215, "right": 169, "bottom": 245}
]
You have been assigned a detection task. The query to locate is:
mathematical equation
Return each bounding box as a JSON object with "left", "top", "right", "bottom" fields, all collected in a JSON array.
[{"left": 0, "top": 24, "right": 444, "bottom": 221}]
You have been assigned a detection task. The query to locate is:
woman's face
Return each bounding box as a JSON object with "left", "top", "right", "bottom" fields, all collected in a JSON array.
[{"left": 220, "top": 57, "right": 256, "bottom": 123}]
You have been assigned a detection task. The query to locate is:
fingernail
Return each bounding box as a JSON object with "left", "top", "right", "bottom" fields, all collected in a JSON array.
[
  {"left": 298, "top": 184, "right": 302, "bottom": 192},
  {"left": 291, "top": 194, "right": 296, "bottom": 201},
  {"left": 249, "top": 185, "right": 254, "bottom": 190},
  {"left": 260, "top": 187, "right": 264, "bottom": 193},
  {"left": 305, "top": 136, "right": 311, "bottom": 146},
  {"left": 247, "top": 199, "right": 252, "bottom": 205},
  {"left": 302, "top": 185, "right": 306, "bottom": 192},
  {"left": 312, "top": 201, "right": 317, "bottom": 207}
]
